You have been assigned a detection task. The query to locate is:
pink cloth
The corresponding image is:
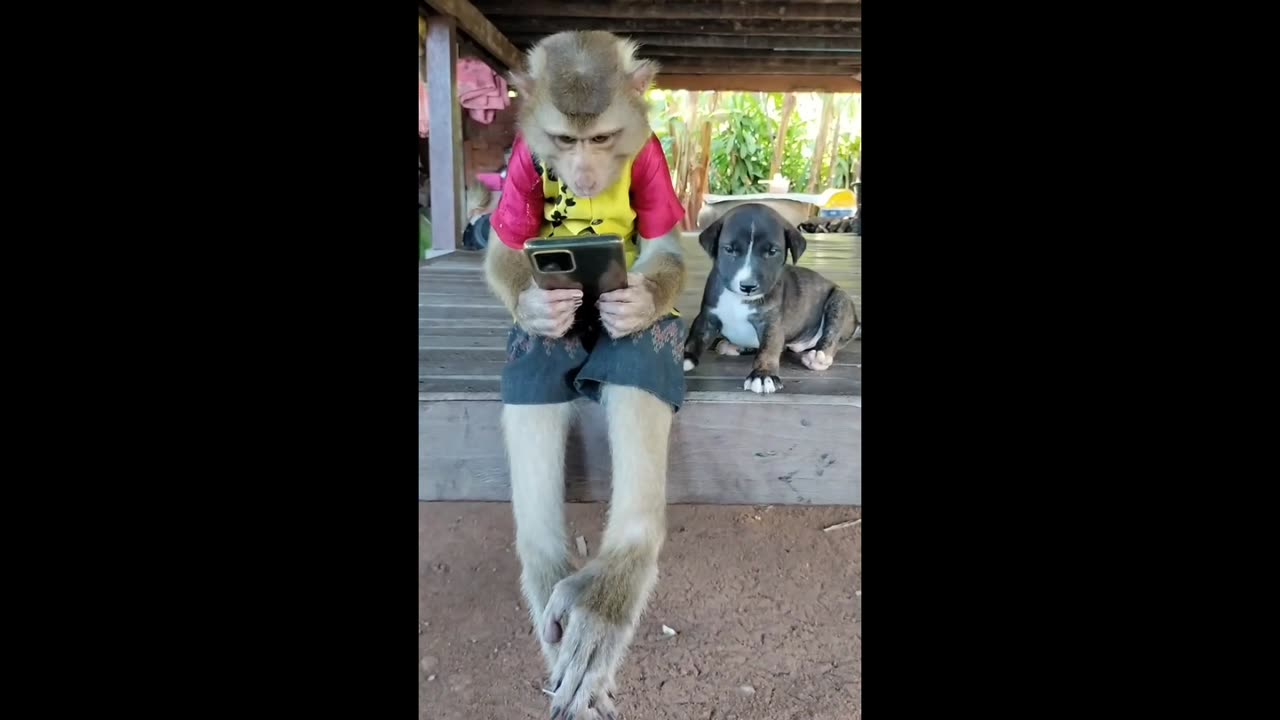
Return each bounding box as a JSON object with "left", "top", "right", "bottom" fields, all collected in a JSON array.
[
  {"left": 492, "top": 133, "right": 685, "bottom": 250},
  {"left": 456, "top": 58, "right": 509, "bottom": 124},
  {"left": 418, "top": 76, "right": 429, "bottom": 138}
]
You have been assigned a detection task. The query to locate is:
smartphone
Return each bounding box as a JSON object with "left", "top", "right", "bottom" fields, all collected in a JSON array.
[{"left": 524, "top": 234, "right": 629, "bottom": 305}]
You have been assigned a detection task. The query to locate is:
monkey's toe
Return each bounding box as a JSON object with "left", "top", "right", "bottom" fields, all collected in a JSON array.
[{"left": 547, "top": 608, "right": 625, "bottom": 720}]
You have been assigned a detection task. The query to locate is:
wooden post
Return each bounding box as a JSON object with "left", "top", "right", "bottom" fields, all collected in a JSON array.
[{"left": 427, "top": 15, "right": 464, "bottom": 253}]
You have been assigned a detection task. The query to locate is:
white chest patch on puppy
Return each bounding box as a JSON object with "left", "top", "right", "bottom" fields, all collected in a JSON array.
[{"left": 711, "top": 291, "right": 761, "bottom": 349}]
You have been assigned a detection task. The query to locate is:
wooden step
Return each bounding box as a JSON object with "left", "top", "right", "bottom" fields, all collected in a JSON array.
[
  {"left": 418, "top": 233, "right": 862, "bottom": 506},
  {"left": 419, "top": 392, "right": 861, "bottom": 506}
]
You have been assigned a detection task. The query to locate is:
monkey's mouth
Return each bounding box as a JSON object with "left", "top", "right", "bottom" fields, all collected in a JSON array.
[{"left": 564, "top": 181, "right": 601, "bottom": 199}]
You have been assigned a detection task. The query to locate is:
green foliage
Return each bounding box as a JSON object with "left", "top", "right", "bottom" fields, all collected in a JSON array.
[
  {"left": 828, "top": 136, "right": 862, "bottom": 189},
  {"left": 709, "top": 93, "right": 772, "bottom": 195},
  {"left": 780, "top": 116, "right": 811, "bottom": 192},
  {"left": 650, "top": 90, "right": 861, "bottom": 195}
]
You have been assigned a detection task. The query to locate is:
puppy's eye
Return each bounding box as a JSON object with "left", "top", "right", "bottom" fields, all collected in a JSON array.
[
  {"left": 765, "top": 246, "right": 780, "bottom": 257},
  {"left": 722, "top": 245, "right": 737, "bottom": 255},
  {"left": 589, "top": 135, "right": 612, "bottom": 144}
]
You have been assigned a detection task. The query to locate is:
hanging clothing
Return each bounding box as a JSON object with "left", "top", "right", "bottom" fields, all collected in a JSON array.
[
  {"left": 456, "top": 58, "right": 509, "bottom": 124},
  {"left": 418, "top": 69, "right": 429, "bottom": 138}
]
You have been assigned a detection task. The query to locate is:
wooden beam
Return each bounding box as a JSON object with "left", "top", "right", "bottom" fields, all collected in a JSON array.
[
  {"left": 658, "top": 58, "right": 859, "bottom": 76},
  {"left": 426, "top": 16, "right": 465, "bottom": 253},
  {"left": 421, "top": 0, "right": 523, "bottom": 71},
  {"left": 510, "top": 32, "right": 860, "bottom": 50},
  {"left": 474, "top": 0, "right": 861, "bottom": 22},
  {"left": 657, "top": 74, "right": 862, "bottom": 93},
  {"left": 494, "top": 17, "right": 858, "bottom": 38},
  {"left": 637, "top": 47, "right": 860, "bottom": 61}
]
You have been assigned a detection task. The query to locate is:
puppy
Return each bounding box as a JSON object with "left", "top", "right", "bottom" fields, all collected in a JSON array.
[{"left": 683, "top": 203, "right": 860, "bottom": 394}]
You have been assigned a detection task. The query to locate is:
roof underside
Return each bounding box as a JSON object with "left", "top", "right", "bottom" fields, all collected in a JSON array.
[{"left": 423, "top": 0, "right": 861, "bottom": 93}]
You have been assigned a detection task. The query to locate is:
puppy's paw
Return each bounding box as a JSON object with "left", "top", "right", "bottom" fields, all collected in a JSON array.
[
  {"left": 682, "top": 355, "right": 697, "bottom": 373},
  {"left": 715, "top": 340, "right": 743, "bottom": 356},
  {"left": 854, "top": 324, "right": 862, "bottom": 340},
  {"left": 800, "top": 349, "right": 834, "bottom": 371},
  {"left": 743, "top": 370, "right": 783, "bottom": 395}
]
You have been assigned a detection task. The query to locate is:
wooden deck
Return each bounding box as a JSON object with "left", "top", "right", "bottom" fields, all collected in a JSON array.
[{"left": 420, "top": 233, "right": 862, "bottom": 506}]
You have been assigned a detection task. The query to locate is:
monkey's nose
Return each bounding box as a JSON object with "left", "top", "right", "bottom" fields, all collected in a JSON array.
[{"left": 739, "top": 282, "right": 758, "bottom": 294}]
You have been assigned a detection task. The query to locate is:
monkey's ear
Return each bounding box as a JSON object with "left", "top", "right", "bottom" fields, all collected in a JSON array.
[
  {"left": 698, "top": 217, "right": 724, "bottom": 258},
  {"left": 508, "top": 70, "right": 533, "bottom": 97},
  {"left": 784, "top": 226, "right": 807, "bottom": 264},
  {"left": 627, "top": 59, "right": 659, "bottom": 95}
]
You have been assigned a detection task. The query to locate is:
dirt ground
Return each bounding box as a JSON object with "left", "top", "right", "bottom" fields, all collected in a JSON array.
[{"left": 419, "top": 502, "right": 861, "bottom": 719}]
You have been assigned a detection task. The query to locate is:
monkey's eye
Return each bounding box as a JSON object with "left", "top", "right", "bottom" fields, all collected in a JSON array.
[
  {"left": 555, "top": 135, "right": 576, "bottom": 145},
  {"left": 765, "top": 246, "right": 781, "bottom": 257},
  {"left": 589, "top": 134, "right": 612, "bottom": 144}
]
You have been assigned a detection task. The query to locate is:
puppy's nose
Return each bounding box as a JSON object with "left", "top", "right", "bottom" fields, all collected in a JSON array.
[{"left": 739, "top": 282, "right": 758, "bottom": 294}]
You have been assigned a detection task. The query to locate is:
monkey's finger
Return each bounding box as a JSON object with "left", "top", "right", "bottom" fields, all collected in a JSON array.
[
  {"left": 598, "top": 287, "right": 640, "bottom": 304},
  {"left": 543, "top": 289, "right": 584, "bottom": 302}
]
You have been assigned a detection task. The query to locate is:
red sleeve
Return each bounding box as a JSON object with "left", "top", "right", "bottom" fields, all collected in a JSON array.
[
  {"left": 490, "top": 134, "right": 545, "bottom": 249},
  {"left": 629, "top": 135, "right": 685, "bottom": 239}
]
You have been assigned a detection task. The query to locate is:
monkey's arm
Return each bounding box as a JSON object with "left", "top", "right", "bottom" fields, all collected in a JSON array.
[
  {"left": 484, "top": 229, "right": 532, "bottom": 315},
  {"left": 631, "top": 228, "right": 686, "bottom": 318}
]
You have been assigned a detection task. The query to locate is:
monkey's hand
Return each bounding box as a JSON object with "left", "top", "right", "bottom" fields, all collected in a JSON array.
[
  {"left": 541, "top": 553, "right": 655, "bottom": 720},
  {"left": 597, "top": 273, "right": 658, "bottom": 339},
  {"left": 516, "top": 282, "right": 583, "bottom": 338}
]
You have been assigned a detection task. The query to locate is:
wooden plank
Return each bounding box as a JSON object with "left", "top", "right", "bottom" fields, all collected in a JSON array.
[
  {"left": 475, "top": 1, "right": 861, "bottom": 22},
  {"left": 421, "top": 354, "right": 861, "bottom": 382},
  {"left": 494, "top": 17, "right": 859, "bottom": 38},
  {"left": 638, "top": 47, "right": 861, "bottom": 61},
  {"left": 420, "top": 374, "right": 860, "bottom": 396},
  {"left": 422, "top": 0, "right": 523, "bottom": 71},
  {"left": 509, "top": 33, "right": 860, "bottom": 50},
  {"left": 420, "top": 399, "right": 861, "bottom": 505},
  {"left": 421, "top": 391, "right": 859, "bottom": 407},
  {"left": 426, "top": 16, "right": 465, "bottom": 253},
  {"left": 659, "top": 59, "right": 859, "bottom": 76},
  {"left": 420, "top": 346, "right": 861, "bottom": 367},
  {"left": 658, "top": 74, "right": 862, "bottom": 93}
]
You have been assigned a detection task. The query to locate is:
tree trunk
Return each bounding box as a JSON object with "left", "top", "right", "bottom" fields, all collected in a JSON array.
[
  {"left": 687, "top": 92, "right": 718, "bottom": 230},
  {"left": 808, "top": 93, "right": 834, "bottom": 192},
  {"left": 827, "top": 101, "right": 843, "bottom": 187},
  {"left": 770, "top": 93, "right": 797, "bottom": 178}
]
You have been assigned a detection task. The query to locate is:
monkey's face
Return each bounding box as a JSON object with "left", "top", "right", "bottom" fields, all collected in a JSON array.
[
  {"left": 513, "top": 31, "right": 657, "bottom": 199},
  {"left": 539, "top": 110, "right": 644, "bottom": 198}
]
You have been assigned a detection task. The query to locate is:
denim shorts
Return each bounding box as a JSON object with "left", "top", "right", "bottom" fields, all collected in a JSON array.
[{"left": 501, "top": 314, "right": 687, "bottom": 412}]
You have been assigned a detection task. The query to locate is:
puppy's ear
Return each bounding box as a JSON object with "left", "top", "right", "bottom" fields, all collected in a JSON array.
[
  {"left": 698, "top": 217, "right": 724, "bottom": 258},
  {"left": 784, "top": 226, "right": 808, "bottom": 264}
]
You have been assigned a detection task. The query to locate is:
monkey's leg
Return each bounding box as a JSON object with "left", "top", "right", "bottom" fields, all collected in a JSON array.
[
  {"left": 502, "top": 401, "right": 577, "bottom": 674},
  {"left": 542, "top": 384, "right": 671, "bottom": 720},
  {"left": 801, "top": 289, "right": 858, "bottom": 372}
]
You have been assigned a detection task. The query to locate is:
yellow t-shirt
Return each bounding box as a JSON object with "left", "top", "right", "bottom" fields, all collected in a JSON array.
[{"left": 536, "top": 156, "right": 642, "bottom": 269}]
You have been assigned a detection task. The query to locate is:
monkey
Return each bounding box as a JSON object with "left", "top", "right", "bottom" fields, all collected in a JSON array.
[{"left": 482, "top": 31, "right": 687, "bottom": 720}]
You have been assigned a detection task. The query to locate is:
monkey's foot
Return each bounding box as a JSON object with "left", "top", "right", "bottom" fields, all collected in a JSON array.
[
  {"left": 800, "top": 349, "right": 834, "bottom": 371},
  {"left": 541, "top": 573, "right": 637, "bottom": 720}
]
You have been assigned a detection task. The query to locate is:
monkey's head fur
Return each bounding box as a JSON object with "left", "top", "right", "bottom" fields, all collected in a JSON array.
[{"left": 510, "top": 31, "right": 658, "bottom": 199}]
